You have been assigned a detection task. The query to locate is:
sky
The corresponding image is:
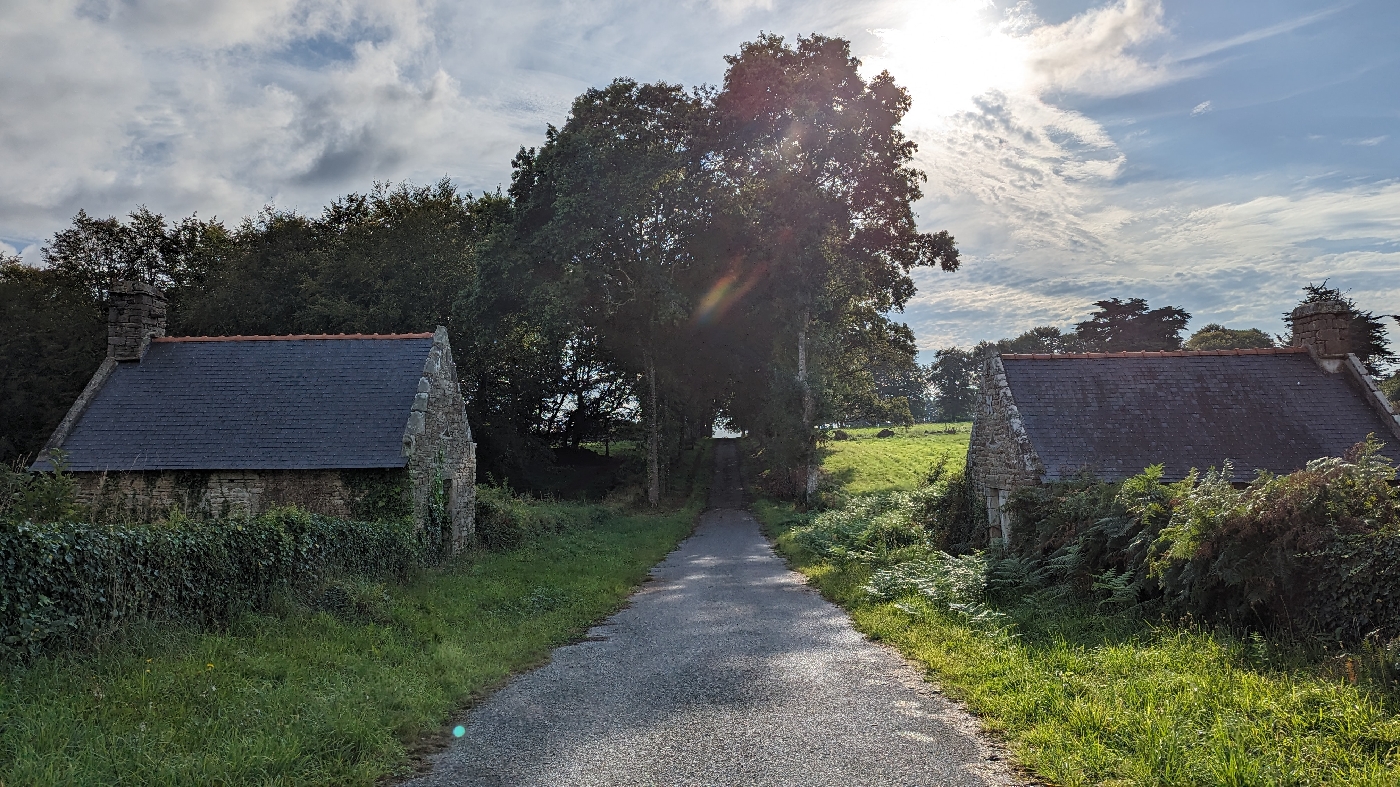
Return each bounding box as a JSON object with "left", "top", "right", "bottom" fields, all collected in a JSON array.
[{"left": 1, "top": 0, "right": 1397, "bottom": 357}]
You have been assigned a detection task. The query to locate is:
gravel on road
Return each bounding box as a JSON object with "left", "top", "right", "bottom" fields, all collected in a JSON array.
[{"left": 405, "top": 441, "right": 1017, "bottom": 786}]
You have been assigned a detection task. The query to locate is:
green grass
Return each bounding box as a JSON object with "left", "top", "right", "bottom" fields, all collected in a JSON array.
[
  {"left": 754, "top": 452, "right": 1400, "bottom": 786},
  {"left": 820, "top": 423, "right": 970, "bottom": 494},
  {"left": 0, "top": 501, "right": 698, "bottom": 786}
]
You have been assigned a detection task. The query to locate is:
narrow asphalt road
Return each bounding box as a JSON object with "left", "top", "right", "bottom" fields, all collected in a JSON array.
[{"left": 406, "top": 440, "right": 1016, "bottom": 786}]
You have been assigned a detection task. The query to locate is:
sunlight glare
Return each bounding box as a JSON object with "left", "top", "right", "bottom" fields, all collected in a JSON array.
[{"left": 865, "top": 0, "right": 1033, "bottom": 127}]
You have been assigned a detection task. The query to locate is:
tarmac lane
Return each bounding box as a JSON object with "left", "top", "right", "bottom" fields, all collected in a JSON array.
[{"left": 404, "top": 440, "right": 1018, "bottom": 787}]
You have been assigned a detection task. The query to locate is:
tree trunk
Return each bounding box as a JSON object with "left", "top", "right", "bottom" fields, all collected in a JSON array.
[
  {"left": 798, "top": 310, "right": 818, "bottom": 502},
  {"left": 646, "top": 350, "right": 660, "bottom": 507}
]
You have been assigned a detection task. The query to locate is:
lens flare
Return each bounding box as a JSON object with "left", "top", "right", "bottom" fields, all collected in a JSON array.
[{"left": 691, "top": 265, "right": 762, "bottom": 327}]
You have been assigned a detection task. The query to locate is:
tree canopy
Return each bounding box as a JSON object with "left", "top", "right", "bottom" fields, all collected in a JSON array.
[
  {"left": 1184, "top": 324, "right": 1275, "bottom": 351},
  {"left": 1, "top": 34, "right": 961, "bottom": 503},
  {"left": 1074, "top": 298, "right": 1191, "bottom": 352}
]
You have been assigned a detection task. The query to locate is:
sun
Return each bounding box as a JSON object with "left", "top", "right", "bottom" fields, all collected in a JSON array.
[{"left": 863, "top": 0, "right": 1033, "bottom": 127}]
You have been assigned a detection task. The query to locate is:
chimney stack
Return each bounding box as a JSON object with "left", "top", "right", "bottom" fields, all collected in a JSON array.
[
  {"left": 108, "top": 281, "right": 167, "bottom": 361},
  {"left": 1289, "top": 300, "right": 1353, "bottom": 371}
]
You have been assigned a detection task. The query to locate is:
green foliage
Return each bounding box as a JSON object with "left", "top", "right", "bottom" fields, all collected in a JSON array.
[
  {"left": 0, "top": 508, "right": 423, "bottom": 659},
  {"left": 910, "top": 456, "right": 978, "bottom": 552},
  {"left": 791, "top": 492, "right": 927, "bottom": 566},
  {"left": 993, "top": 438, "right": 1400, "bottom": 641},
  {"left": 787, "top": 455, "right": 975, "bottom": 564},
  {"left": 1074, "top": 297, "right": 1192, "bottom": 352},
  {"left": 759, "top": 423, "right": 1400, "bottom": 787},
  {"left": 1, "top": 454, "right": 85, "bottom": 524},
  {"left": 340, "top": 469, "right": 413, "bottom": 521},
  {"left": 1382, "top": 372, "right": 1400, "bottom": 407},
  {"left": 0, "top": 259, "right": 106, "bottom": 464},
  {"left": 1185, "top": 323, "right": 1276, "bottom": 350},
  {"left": 0, "top": 500, "right": 698, "bottom": 787},
  {"left": 990, "top": 325, "right": 1085, "bottom": 355},
  {"left": 473, "top": 484, "right": 604, "bottom": 552},
  {"left": 864, "top": 552, "right": 1009, "bottom": 633},
  {"left": 927, "top": 347, "right": 977, "bottom": 422},
  {"left": 1150, "top": 438, "right": 1400, "bottom": 638}
]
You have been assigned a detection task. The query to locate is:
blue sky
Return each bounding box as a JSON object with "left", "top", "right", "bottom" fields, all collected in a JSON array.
[{"left": 1, "top": 0, "right": 1396, "bottom": 356}]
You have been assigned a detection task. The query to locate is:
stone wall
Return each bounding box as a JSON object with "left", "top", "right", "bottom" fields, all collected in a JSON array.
[
  {"left": 401, "top": 327, "right": 477, "bottom": 553},
  {"left": 73, "top": 469, "right": 369, "bottom": 521},
  {"left": 966, "top": 354, "right": 1045, "bottom": 541}
]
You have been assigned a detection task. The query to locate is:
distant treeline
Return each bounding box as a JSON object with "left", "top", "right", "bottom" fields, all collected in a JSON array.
[
  {"left": 1, "top": 34, "right": 960, "bottom": 501},
  {"left": 926, "top": 290, "right": 1397, "bottom": 423}
]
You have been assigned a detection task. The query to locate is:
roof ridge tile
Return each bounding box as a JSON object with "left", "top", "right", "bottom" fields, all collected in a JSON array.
[
  {"left": 156, "top": 333, "right": 435, "bottom": 342},
  {"left": 1001, "top": 347, "right": 1309, "bottom": 360}
]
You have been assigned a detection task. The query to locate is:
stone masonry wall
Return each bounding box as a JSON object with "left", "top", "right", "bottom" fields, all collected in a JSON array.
[
  {"left": 966, "top": 354, "right": 1045, "bottom": 539},
  {"left": 401, "top": 327, "right": 477, "bottom": 553},
  {"left": 72, "top": 469, "right": 362, "bottom": 521}
]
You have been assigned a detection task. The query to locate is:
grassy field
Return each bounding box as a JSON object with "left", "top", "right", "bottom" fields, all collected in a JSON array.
[
  {"left": 819, "top": 423, "right": 970, "bottom": 494},
  {"left": 0, "top": 463, "right": 707, "bottom": 786},
  {"left": 752, "top": 430, "right": 1400, "bottom": 786}
]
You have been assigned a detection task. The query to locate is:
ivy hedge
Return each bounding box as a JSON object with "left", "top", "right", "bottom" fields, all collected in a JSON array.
[{"left": 0, "top": 509, "right": 424, "bottom": 659}]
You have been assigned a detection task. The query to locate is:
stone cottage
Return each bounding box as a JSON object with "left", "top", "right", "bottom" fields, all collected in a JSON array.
[
  {"left": 33, "top": 281, "right": 477, "bottom": 552},
  {"left": 968, "top": 300, "right": 1400, "bottom": 542}
]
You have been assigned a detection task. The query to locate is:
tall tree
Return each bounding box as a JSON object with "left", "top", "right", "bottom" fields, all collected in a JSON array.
[
  {"left": 1074, "top": 298, "right": 1190, "bottom": 352},
  {"left": 711, "top": 33, "right": 959, "bottom": 499},
  {"left": 510, "top": 79, "right": 715, "bottom": 505},
  {"left": 927, "top": 346, "right": 978, "bottom": 422}
]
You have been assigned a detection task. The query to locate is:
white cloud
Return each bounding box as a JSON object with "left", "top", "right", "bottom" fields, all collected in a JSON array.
[
  {"left": 1345, "top": 135, "right": 1388, "bottom": 146},
  {"left": 1, "top": 0, "right": 1390, "bottom": 361},
  {"left": 1191, "top": 100, "right": 1212, "bottom": 115},
  {"left": 1023, "top": 0, "right": 1184, "bottom": 97}
]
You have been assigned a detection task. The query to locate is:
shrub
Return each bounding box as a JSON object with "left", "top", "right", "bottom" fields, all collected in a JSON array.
[
  {"left": 909, "top": 458, "right": 977, "bottom": 552},
  {"left": 473, "top": 484, "right": 602, "bottom": 551},
  {"left": 0, "top": 508, "right": 423, "bottom": 659},
  {"left": 1151, "top": 438, "right": 1400, "bottom": 636},
  {"left": 790, "top": 492, "right": 928, "bottom": 565},
  {"left": 994, "top": 437, "right": 1400, "bottom": 640},
  {"left": 1, "top": 455, "right": 85, "bottom": 524},
  {"left": 999, "top": 467, "right": 1180, "bottom": 607}
]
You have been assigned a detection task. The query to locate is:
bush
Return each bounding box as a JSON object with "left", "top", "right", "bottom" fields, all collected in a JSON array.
[
  {"left": 790, "top": 492, "right": 927, "bottom": 565},
  {"left": 473, "top": 484, "right": 603, "bottom": 551},
  {"left": 1150, "top": 438, "right": 1400, "bottom": 637},
  {"left": 910, "top": 459, "right": 977, "bottom": 552},
  {"left": 994, "top": 437, "right": 1400, "bottom": 641},
  {"left": 0, "top": 508, "right": 423, "bottom": 659}
]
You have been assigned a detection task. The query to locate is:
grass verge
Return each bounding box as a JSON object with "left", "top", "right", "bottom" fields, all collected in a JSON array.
[
  {"left": 755, "top": 500, "right": 1400, "bottom": 787},
  {"left": 820, "top": 423, "right": 970, "bottom": 495},
  {"left": 0, "top": 497, "right": 701, "bottom": 786}
]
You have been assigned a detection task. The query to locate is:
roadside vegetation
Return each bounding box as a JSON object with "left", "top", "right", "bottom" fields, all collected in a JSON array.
[
  {"left": 0, "top": 444, "right": 709, "bottom": 786},
  {"left": 754, "top": 432, "right": 1400, "bottom": 786}
]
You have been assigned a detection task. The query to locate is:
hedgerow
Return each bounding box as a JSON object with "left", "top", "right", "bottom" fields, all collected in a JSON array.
[{"left": 0, "top": 508, "right": 424, "bottom": 658}]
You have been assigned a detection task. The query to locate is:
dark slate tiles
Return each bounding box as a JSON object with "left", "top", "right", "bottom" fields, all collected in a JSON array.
[
  {"left": 52, "top": 338, "right": 433, "bottom": 471},
  {"left": 1001, "top": 354, "right": 1400, "bottom": 483}
]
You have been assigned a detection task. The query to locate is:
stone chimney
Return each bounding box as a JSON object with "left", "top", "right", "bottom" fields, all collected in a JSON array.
[
  {"left": 1289, "top": 300, "right": 1353, "bottom": 372},
  {"left": 108, "top": 280, "right": 167, "bottom": 361}
]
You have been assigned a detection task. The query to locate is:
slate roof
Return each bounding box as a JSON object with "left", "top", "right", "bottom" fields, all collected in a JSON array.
[
  {"left": 38, "top": 334, "right": 435, "bottom": 472},
  {"left": 999, "top": 348, "right": 1400, "bottom": 483}
]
